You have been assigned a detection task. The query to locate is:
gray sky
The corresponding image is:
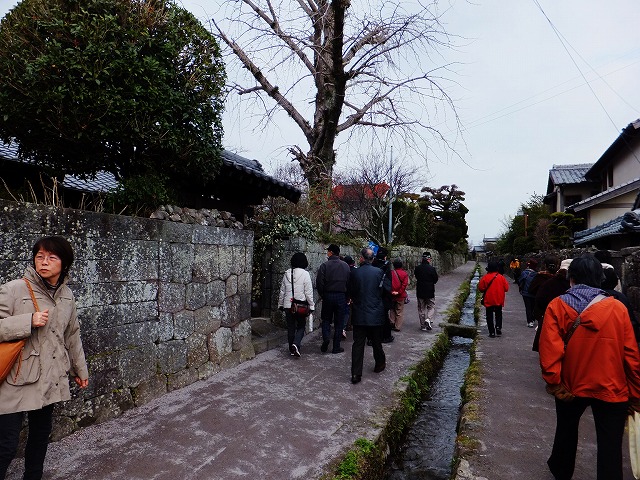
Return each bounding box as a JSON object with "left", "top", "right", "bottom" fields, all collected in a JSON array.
[{"left": 2, "top": 0, "right": 639, "bottom": 246}]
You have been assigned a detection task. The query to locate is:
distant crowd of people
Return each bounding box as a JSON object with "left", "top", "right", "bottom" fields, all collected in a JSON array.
[
  {"left": 479, "top": 252, "right": 640, "bottom": 480},
  {"left": 277, "top": 245, "right": 438, "bottom": 384}
]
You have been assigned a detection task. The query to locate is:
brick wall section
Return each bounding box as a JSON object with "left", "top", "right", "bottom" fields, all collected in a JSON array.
[{"left": 0, "top": 199, "right": 254, "bottom": 440}]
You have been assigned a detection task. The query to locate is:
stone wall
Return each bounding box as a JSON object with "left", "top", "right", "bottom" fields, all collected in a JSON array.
[{"left": 0, "top": 199, "right": 254, "bottom": 440}]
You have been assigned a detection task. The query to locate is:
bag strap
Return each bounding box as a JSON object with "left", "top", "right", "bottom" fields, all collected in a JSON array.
[
  {"left": 563, "top": 294, "right": 606, "bottom": 349},
  {"left": 12, "top": 278, "right": 39, "bottom": 382},
  {"left": 23, "top": 278, "right": 40, "bottom": 312},
  {"left": 484, "top": 273, "right": 499, "bottom": 294},
  {"left": 290, "top": 269, "right": 295, "bottom": 298}
]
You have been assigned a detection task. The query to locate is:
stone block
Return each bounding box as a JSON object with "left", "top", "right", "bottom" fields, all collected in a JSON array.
[
  {"left": 220, "top": 296, "right": 241, "bottom": 328},
  {"left": 207, "top": 280, "right": 226, "bottom": 306},
  {"left": 119, "top": 344, "right": 157, "bottom": 387},
  {"left": 157, "top": 313, "right": 174, "bottom": 342},
  {"left": 51, "top": 415, "right": 76, "bottom": 442},
  {"left": 157, "top": 339, "right": 188, "bottom": 373},
  {"left": 186, "top": 333, "right": 209, "bottom": 368},
  {"left": 167, "top": 368, "right": 200, "bottom": 392},
  {"left": 194, "top": 306, "right": 222, "bottom": 335},
  {"left": 232, "top": 319, "right": 252, "bottom": 351},
  {"left": 196, "top": 361, "right": 222, "bottom": 380},
  {"left": 239, "top": 343, "right": 256, "bottom": 362},
  {"left": 132, "top": 375, "right": 168, "bottom": 407},
  {"left": 77, "top": 301, "right": 157, "bottom": 331},
  {"left": 84, "top": 351, "right": 121, "bottom": 397},
  {"left": 161, "top": 242, "right": 194, "bottom": 283},
  {"left": 192, "top": 244, "right": 219, "bottom": 282},
  {"left": 225, "top": 275, "right": 238, "bottom": 298},
  {"left": 219, "top": 350, "right": 242, "bottom": 370},
  {"left": 75, "top": 281, "right": 158, "bottom": 309},
  {"left": 158, "top": 283, "right": 186, "bottom": 314},
  {"left": 207, "top": 327, "right": 233, "bottom": 363},
  {"left": 186, "top": 282, "right": 208, "bottom": 310},
  {"left": 173, "top": 310, "right": 195, "bottom": 339},
  {"left": 237, "top": 272, "right": 251, "bottom": 295},
  {"left": 218, "top": 245, "right": 234, "bottom": 279}
]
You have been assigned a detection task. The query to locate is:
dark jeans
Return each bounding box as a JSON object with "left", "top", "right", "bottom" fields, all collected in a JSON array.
[
  {"left": 321, "top": 292, "right": 346, "bottom": 351},
  {"left": 0, "top": 404, "right": 54, "bottom": 480},
  {"left": 522, "top": 295, "right": 535, "bottom": 324},
  {"left": 285, "top": 310, "right": 305, "bottom": 348},
  {"left": 548, "top": 397, "right": 627, "bottom": 480},
  {"left": 351, "top": 325, "right": 385, "bottom": 377},
  {"left": 485, "top": 305, "right": 503, "bottom": 335}
]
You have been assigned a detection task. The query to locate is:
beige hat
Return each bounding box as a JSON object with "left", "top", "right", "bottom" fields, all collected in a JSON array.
[{"left": 559, "top": 258, "right": 572, "bottom": 271}]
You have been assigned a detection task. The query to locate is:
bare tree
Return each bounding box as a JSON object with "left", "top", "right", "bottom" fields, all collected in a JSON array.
[
  {"left": 212, "top": 0, "right": 459, "bottom": 193},
  {"left": 334, "top": 152, "right": 420, "bottom": 243}
]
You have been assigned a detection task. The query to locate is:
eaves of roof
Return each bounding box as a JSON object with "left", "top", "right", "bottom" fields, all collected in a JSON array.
[
  {"left": 0, "top": 143, "right": 301, "bottom": 203},
  {"left": 586, "top": 119, "right": 640, "bottom": 181},
  {"left": 568, "top": 177, "right": 640, "bottom": 212},
  {"left": 573, "top": 215, "right": 625, "bottom": 246}
]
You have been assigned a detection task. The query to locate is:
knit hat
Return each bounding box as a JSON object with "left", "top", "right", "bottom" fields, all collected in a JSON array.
[{"left": 422, "top": 251, "right": 431, "bottom": 259}]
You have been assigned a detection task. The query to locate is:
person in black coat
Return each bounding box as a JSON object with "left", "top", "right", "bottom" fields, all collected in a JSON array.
[
  {"left": 532, "top": 259, "right": 571, "bottom": 352},
  {"left": 414, "top": 251, "right": 439, "bottom": 331},
  {"left": 348, "top": 247, "right": 387, "bottom": 384},
  {"left": 372, "top": 247, "right": 394, "bottom": 343}
]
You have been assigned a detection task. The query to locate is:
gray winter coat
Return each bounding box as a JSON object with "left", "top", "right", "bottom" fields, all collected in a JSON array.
[{"left": 0, "top": 266, "right": 88, "bottom": 414}]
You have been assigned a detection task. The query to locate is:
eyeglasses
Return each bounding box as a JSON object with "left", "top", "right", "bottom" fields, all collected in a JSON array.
[{"left": 35, "top": 254, "right": 61, "bottom": 263}]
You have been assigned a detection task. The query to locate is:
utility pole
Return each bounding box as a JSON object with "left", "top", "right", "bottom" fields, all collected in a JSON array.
[{"left": 387, "top": 146, "right": 393, "bottom": 244}]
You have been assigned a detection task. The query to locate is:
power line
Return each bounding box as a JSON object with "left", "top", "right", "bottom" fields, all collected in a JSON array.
[{"left": 531, "top": 0, "right": 640, "bottom": 164}]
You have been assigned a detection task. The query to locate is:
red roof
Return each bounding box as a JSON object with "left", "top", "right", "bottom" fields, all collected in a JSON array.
[{"left": 333, "top": 183, "right": 390, "bottom": 201}]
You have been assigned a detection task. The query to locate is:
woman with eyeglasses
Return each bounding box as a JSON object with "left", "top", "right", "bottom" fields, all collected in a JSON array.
[{"left": 0, "top": 236, "right": 89, "bottom": 480}]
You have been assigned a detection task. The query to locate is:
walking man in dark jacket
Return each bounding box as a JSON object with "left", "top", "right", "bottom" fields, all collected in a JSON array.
[
  {"left": 414, "top": 252, "right": 439, "bottom": 331},
  {"left": 316, "top": 244, "right": 351, "bottom": 353},
  {"left": 348, "top": 247, "right": 386, "bottom": 384}
]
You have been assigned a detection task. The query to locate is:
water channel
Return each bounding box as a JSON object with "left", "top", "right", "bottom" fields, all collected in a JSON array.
[{"left": 384, "top": 272, "right": 479, "bottom": 480}]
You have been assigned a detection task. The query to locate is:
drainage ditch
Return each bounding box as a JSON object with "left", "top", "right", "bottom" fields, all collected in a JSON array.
[{"left": 383, "top": 271, "right": 479, "bottom": 480}]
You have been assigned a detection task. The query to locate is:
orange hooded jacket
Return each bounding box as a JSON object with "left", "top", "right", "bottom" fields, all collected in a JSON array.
[{"left": 539, "top": 295, "right": 640, "bottom": 402}]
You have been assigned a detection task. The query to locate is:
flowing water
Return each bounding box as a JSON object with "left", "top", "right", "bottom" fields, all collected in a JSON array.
[{"left": 383, "top": 273, "right": 479, "bottom": 480}]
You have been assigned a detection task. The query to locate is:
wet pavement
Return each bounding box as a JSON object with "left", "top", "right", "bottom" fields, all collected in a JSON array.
[
  {"left": 456, "top": 267, "right": 636, "bottom": 480},
  {"left": 6, "top": 262, "right": 477, "bottom": 480}
]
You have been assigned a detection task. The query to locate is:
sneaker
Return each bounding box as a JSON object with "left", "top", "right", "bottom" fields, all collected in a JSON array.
[
  {"left": 321, "top": 340, "right": 329, "bottom": 352},
  {"left": 527, "top": 322, "right": 534, "bottom": 328},
  {"left": 291, "top": 344, "right": 301, "bottom": 357},
  {"left": 426, "top": 320, "right": 432, "bottom": 331},
  {"left": 496, "top": 328, "right": 502, "bottom": 336},
  {"left": 382, "top": 336, "right": 394, "bottom": 343},
  {"left": 332, "top": 347, "right": 344, "bottom": 354},
  {"left": 342, "top": 330, "right": 347, "bottom": 340},
  {"left": 420, "top": 326, "right": 427, "bottom": 331},
  {"left": 289, "top": 345, "right": 296, "bottom": 356},
  {"left": 489, "top": 333, "right": 496, "bottom": 338}
]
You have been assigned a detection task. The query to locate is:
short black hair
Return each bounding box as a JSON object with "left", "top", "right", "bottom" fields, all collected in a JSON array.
[
  {"left": 327, "top": 244, "right": 340, "bottom": 255},
  {"left": 32, "top": 236, "right": 74, "bottom": 280},
  {"left": 392, "top": 258, "right": 403, "bottom": 269},
  {"left": 567, "top": 253, "right": 603, "bottom": 288},
  {"left": 486, "top": 261, "right": 499, "bottom": 273},
  {"left": 291, "top": 252, "right": 309, "bottom": 269},
  {"left": 602, "top": 268, "right": 619, "bottom": 290}
]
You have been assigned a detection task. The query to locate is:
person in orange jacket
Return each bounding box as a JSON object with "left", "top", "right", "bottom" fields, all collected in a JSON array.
[
  {"left": 539, "top": 253, "right": 640, "bottom": 480},
  {"left": 478, "top": 261, "right": 510, "bottom": 338}
]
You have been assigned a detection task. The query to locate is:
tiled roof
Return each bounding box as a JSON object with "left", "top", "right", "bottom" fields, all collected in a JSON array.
[
  {"left": 548, "top": 163, "right": 594, "bottom": 185},
  {"left": 0, "top": 142, "right": 301, "bottom": 201},
  {"left": 573, "top": 215, "right": 625, "bottom": 246}
]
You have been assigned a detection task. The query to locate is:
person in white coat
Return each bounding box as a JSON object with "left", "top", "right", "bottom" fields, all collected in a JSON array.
[{"left": 278, "top": 252, "right": 315, "bottom": 357}]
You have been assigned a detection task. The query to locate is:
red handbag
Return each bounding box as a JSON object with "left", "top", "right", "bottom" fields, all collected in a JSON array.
[{"left": 289, "top": 269, "right": 311, "bottom": 317}]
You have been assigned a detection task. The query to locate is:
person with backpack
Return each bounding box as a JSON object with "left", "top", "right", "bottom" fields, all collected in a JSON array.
[
  {"left": 478, "top": 261, "right": 510, "bottom": 338},
  {"left": 518, "top": 259, "right": 538, "bottom": 327}
]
